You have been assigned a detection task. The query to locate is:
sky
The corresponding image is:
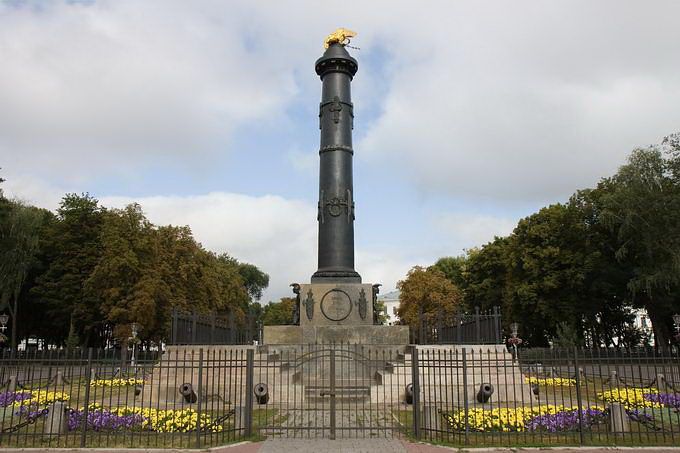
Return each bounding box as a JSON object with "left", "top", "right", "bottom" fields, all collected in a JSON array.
[{"left": 2, "top": 0, "right": 680, "bottom": 303}]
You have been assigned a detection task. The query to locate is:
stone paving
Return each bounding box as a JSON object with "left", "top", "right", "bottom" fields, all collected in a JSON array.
[{"left": 216, "top": 440, "right": 680, "bottom": 453}]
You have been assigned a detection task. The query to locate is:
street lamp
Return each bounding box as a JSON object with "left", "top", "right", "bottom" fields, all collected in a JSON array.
[
  {"left": 508, "top": 322, "right": 523, "bottom": 361},
  {"left": 130, "top": 322, "right": 139, "bottom": 368},
  {"left": 0, "top": 313, "right": 8, "bottom": 345},
  {"left": 672, "top": 314, "right": 680, "bottom": 344}
]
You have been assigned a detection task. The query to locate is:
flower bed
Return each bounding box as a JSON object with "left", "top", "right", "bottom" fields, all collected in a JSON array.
[
  {"left": 68, "top": 408, "right": 145, "bottom": 431},
  {"left": 68, "top": 406, "right": 223, "bottom": 433},
  {"left": 0, "top": 390, "right": 70, "bottom": 408},
  {"left": 0, "top": 391, "right": 33, "bottom": 407},
  {"left": 598, "top": 387, "right": 660, "bottom": 408},
  {"left": 525, "top": 377, "right": 576, "bottom": 387},
  {"left": 442, "top": 404, "right": 606, "bottom": 432},
  {"left": 90, "top": 378, "right": 144, "bottom": 387},
  {"left": 525, "top": 408, "right": 607, "bottom": 432}
]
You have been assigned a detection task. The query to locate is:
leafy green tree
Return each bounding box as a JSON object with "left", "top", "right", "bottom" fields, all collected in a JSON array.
[
  {"left": 397, "top": 266, "right": 462, "bottom": 341},
  {"left": 433, "top": 256, "right": 468, "bottom": 293},
  {"left": 32, "top": 193, "right": 105, "bottom": 347},
  {"left": 0, "top": 201, "right": 48, "bottom": 349},
  {"left": 262, "top": 297, "right": 295, "bottom": 325},
  {"left": 86, "top": 204, "right": 252, "bottom": 345},
  {"left": 218, "top": 254, "right": 269, "bottom": 301},
  {"left": 598, "top": 143, "right": 680, "bottom": 347},
  {"left": 463, "top": 238, "right": 510, "bottom": 312}
]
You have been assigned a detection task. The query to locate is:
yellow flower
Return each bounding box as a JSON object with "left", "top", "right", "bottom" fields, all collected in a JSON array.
[{"left": 525, "top": 377, "right": 576, "bottom": 387}]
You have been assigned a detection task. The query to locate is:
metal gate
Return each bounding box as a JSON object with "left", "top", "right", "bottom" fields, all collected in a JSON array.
[{"left": 252, "top": 344, "right": 412, "bottom": 439}]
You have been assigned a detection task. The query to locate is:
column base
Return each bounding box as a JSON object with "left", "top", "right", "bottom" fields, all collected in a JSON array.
[{"left": 311, "top": 269, "right": 362, "bottom": 283}]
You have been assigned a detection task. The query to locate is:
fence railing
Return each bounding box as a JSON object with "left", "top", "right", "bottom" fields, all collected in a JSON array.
[
  {"left": 169, "top": 309, "right": 259, "bottom": 345},
  {"left": 0, "top": 345, "right": 678, "bottom": 448},
  {"left": 0, "top": 347, "right": 248, "bottom": 448},
  {"left": 415, "top": 306, "right": 502, "bottom": 345}
]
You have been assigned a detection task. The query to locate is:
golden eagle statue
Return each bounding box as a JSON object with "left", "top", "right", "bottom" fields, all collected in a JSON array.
[{"left": 324, "top": 28, "right": 357, "bottom": 49}]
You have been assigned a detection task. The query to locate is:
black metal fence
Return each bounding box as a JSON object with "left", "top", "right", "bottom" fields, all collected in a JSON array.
[
  {"left": 0, "top": 347, "right": 249, "bottom": 448},
  {"left": 415, "top": 306, "right": 502, "bottom": 345},
  {"left": 169, "top": 309, "right": 259, "bottom": 345},
  {"left": 1, "top": 345, "right": 679, "bottom": 448}
]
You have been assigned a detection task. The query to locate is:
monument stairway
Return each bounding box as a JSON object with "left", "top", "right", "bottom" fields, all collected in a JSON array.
[{"left": 260, "top": 346, "right": 408, "bottom": 402}]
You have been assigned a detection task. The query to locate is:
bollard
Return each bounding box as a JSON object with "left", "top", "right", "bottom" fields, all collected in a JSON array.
[
  {"left": 655, "top": 373, "right": 667, "bottom": 393},
  {"left": 421, "top": 405, "right": 442, "bottom": 435},
  {"left": 608, "top": 370, "right": 620, "bottom": 387},
  {"left": 44, "top": 401, "right": 68, "bottom": 437},
  {"left": 53, "top": 371, "right": 65, "bottom": 387},
  {"left": 608, "top": 403, "right": 630, "bottom": 433},
  {"left": 233, "top": 406, "right": 247, "bottom": 432},
  {"left": 7, "top": 375, "right": 18, "bottom": 393}
]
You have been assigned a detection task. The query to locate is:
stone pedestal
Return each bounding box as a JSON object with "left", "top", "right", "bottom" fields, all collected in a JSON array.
[
  {"left": 299, "top": 283, "right": 375, "bottom": 327},
  {"left": 264, "top": 282, "right": 409, "bottom": 345}
]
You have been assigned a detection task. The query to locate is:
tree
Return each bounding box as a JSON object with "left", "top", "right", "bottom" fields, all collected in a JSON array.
[
  {"left": 464, "top": 238, "right": 510, "bottom": 312},
  {"left": 31, "top": 193, "right": 105, "bottom": 347},
  {"left": 433, "top": 256, "right": 468, "bottom": 292},
  {"left": 397, "top": 266, "right": 462, "bottom": 341},
  {"left": 598, "top": 143, "right": 680, "bottom": 347},
  {"left": 218, "top": 254, "right": 269, "bottom": 302},
  {"left": 0, "top": 201, "right": 48, "bottom": 349},
  {"left": 262, "top": 298, "right": 295, "bottom": 325},
  {"left": 86, "top": 204, "right": 253, "bottom": 345}
]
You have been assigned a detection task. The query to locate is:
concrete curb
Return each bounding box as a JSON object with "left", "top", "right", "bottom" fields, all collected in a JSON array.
[
  {"left": 405, "top": 444, "right": 680, "bottom": 452},
  {"left": 0, "top": 441, "right": 260, "bottom": 453}
]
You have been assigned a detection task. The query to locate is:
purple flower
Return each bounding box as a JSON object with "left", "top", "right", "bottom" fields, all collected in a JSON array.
[
  {"left": 526, "top": 409, "right": 607, "bottom": 432},
  {"left": 68, "top": 409, "right": 145, "bottom": 432},
  {"left": 644, "top": 393, "right": 680, "bottom": 410},
  {"left": 626, "top": 408, "right": 654, "bottom": 423},
  {"left": 0, "top": 391, "right": 32, "bottom": 407}
]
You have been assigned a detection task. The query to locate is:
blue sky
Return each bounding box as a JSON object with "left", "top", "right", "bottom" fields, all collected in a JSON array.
[{"left": 2, "top": 0, "right": 680, "bottom": 302}]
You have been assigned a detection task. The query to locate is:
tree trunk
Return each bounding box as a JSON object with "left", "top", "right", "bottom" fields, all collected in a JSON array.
[{"left": 645, "top": 300, "right": 669, "bottom": 352}]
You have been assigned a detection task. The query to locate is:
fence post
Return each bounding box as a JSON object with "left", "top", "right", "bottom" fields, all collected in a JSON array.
[
  {"left": 475, "top": 306, "right": 481, "bottom": 343},
  {"left": 244, "top": 349, "right": 255, "bottom": 437},
  {"left": 80, "top": 348, "right": 93, "bottom": 448},
  {"left": 210, "top": 313, "right": 215, "bottom": 345},
  {"left": 456, "top": 314, "right": 462, "bottom": 344},
  {"left": 191, "top": 311, "right": 197, "bottom": 344},
  {"left": 196, "top": 348, "right": 203, "bottom": 449},
  {"left": 494, "top": 306, "right": 501, "bottom": 343},
  {"left": 573, "top": 347, "right": 584, "bottom": 445},
  {"left": 462, "top": 348, "right": 469, "bottom": 445},
  {"left": 411, "top": 345, "right": 421, "bottom": 439},
  {"left": 171, "top": 308, "right": 177, "bottom": 344}
]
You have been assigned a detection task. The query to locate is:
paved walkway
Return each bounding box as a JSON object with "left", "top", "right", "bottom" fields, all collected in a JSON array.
[{"left": 217, "top": 440, "right": 680, "bottom": 453}]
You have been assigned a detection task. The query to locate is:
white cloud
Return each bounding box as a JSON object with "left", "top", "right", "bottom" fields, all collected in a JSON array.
[
  {"left": 356, "top": 1, "right": 680, "bottom": 202},
  {"left": 433, "top": 213, "right": 517, "bottom": 252},
  {"left": 0, "top": 0, "right": 305, "bottom": 181},
  {"left": 3, "top": 174, "right": 73, "bottom": 210},
  {"left": 3, "top": 1, "right": 679, "bottom": 202}
]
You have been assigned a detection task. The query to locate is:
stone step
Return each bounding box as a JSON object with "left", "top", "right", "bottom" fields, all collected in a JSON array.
[{"left": 304, "top": 384, "right": 371, "bottom": 401}]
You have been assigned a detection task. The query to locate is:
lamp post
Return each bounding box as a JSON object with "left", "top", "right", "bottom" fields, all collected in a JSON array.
[
  {"left": 0, "top": 313, "right": 8, "bottom": 346},
  {"left": 130, "top": 323, "right": 139, "bottom": 368},
  {"left": 672, "top": 314, "right": 680, "bottom": 348},
  {"left": 508, "top": 322, "right": 523, "bottom": 361}
]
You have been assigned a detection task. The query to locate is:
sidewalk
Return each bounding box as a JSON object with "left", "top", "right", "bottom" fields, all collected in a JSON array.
[{"left": 219, "top": 440, "right": 680, "bottom": 453}]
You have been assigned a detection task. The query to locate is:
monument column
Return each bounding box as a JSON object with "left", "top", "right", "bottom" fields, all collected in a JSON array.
[{"left": 311, "top": 43, "right": 361, "bottom": 283}]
